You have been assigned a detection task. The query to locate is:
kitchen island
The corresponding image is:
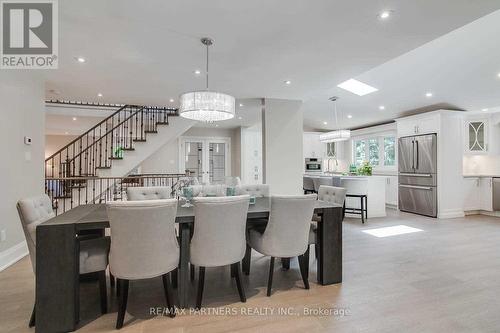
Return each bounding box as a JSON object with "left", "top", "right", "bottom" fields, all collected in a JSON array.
[{"left": 305, "top": 173, "right": 387, "bottom": 218}]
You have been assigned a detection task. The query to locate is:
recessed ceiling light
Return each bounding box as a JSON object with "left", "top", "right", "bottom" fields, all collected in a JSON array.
[
  {"left": 379, "top": 105, "right": 385, "bottom": 110},
  {"left": 497, "top": 72, "right": 500, "bottom": 78},
  {"left": 284, "top": 80, "right": 291, "bottom": 85},
  {"left": 378, "top": 10, "right": 393, "bottom": 20},
  {"left": 97, "top": 93, "right": 103, "bottom": 97},
  {"left": 425, "top": 92, "right": 433, "bottom": 97},
  {"left": 215, "top": 124, "right": 219, "bottom": 127},
  {"left": 238, "top": 116, "right": 242, "bottom": 120},
  {"left": 194, "top": 69, "right": 201, "bottom": 75},
  {"left": 323, "top": 121, "right": 328, "bottom": 125},
  {"left": 64, "top": 131, "right": 69, "bottom": 135},
  {"left": 239, "top": 103, "right": 244, "bottom": 107},
  {"left": 347, "top": 114, "right": 353, "bottom": 119},
  {"left": 169, "top": 98, "right": 174, "bottom": 103},
  {"left": 75, "top": 57, "right": 86, "bottom": 63},
  {"left": 338, "top": 79, "right": 378, "bottom": 96},
  {"left": 482, "top": 108, "right": 489, "bottom": 111},
  {"left": 72, "top": 117, "right": 77, "bottom": 121}
]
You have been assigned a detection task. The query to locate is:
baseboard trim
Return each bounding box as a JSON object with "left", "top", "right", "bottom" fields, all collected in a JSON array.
[
  {"left": 438, "top": 209, "right": 465, "bottom": 219},
  {"left": 0, "top": 241, "right": 28, "bottom": 272}
]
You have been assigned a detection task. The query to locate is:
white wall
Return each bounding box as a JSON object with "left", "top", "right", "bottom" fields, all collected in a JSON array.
[
  {"left": 0, "top": 72, "right": 44, "bottom": 269},
  {"left": 263, "top": 99, "right": 303, "bottom": 195},
  {"left": 140, "top": 126, "right": 242, "bottom": 177},
  {"left": 45, "top": 134, "right": 79, "bottom": 158},
  {"left": 241, "top": 124, "right": 263, "bottom": 184},
  {"left": 463, "top": 155, "right": 500, "bottom": 175}
]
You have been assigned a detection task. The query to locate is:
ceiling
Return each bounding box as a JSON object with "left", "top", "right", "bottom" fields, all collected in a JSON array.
[{"left": 45, "top": 0, "right": 500, "bottom": 130}]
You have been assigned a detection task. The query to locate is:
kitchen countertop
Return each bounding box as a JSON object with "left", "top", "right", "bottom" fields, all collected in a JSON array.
[{"left": 463, "top": 174, "right": 500, "bottom": 178}]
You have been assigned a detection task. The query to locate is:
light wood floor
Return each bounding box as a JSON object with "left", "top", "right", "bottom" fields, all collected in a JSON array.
[{"left": 2, "top": 210, "right": 500, "bottom": 333}]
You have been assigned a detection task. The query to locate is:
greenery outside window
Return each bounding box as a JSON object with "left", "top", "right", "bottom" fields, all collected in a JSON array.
[{"left": 353, "top": 134, "right": 396, "bottom": 168}]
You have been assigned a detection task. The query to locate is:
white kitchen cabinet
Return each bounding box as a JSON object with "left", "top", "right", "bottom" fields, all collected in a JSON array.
[
  {"left": 463, "top": 115, "right": 500, "bottom": 155},
  {"left": 397, "top": 115, "right": 439, "bottom": 137},
  {"left": 385, "top": 175, "right": 398, "bottom": 207},
  {"left": 480, "top": 177, "right": 493, "bottom": 211},
  {"left": 463, "top": 177, "right": 481, "bottom": 211},
  {"left": 303, "top": 132, "right": 326, "bottom": 159}
]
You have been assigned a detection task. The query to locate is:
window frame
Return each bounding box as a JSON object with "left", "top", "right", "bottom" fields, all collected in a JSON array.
[{"left": 352, "top": 132, "right": 397, "bottom": 171}]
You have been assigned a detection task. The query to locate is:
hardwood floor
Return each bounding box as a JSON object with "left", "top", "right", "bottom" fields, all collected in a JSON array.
[{"left": 2, "top": 210, "right": 500, "bottom": 332}]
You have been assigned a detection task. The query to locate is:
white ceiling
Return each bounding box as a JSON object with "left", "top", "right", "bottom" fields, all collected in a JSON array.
[{"left": 45, "top": 0, "right": 500, "bottom": 130}]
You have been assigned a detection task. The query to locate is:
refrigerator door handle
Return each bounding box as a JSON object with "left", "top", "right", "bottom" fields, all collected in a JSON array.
[
  {"left": 415, "top": 140, "right": 419, "bottom": 170},
  {"left": 399, "top": 184, "right": 432, "bottom": 190},
  {"left": 412, "top": 140, "right": 415, "bottom": 170},
  {"left": 399, "top": 173, "right": 432, "bottom": 177}
]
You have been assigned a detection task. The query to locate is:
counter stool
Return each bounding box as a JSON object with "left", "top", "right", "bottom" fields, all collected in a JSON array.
[{"left": 344, "top": 194, "right": 367, "bottom": 223}]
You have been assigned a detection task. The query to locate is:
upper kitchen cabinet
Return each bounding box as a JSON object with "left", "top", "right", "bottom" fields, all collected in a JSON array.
[
  {"left": 303, "top": 132, "right": 326, "bottom": 159},
  {"left": 463, "top": 114, "right": 500, "bottom": 155},
  {"left": 397, "top": 114, "right": 439, "bottom": 137}
]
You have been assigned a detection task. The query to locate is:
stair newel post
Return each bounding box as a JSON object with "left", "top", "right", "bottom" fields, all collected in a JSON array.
[
  {"left": 129, "top": 109, "right": 133, "bottom": 149},
  {"left": 79, "top": 136, "right": 83, "bottom": 177},
  {"left": 140, "top": 108, "right": 144, "bottom": 140},
  {"left": 99, "top": 125, "right": 102, "bottom": 169},
  {"left": 110, "top": 115, "right": 114, "bottom": 166},
  {"left": 104, "top": 123, "right": 108, "bottom": 168}
]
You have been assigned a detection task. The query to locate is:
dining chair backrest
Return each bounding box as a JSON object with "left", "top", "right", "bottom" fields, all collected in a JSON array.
[
  {"left": 106, "top": 199, "right": 179, "bottom": 280},
  {"left": 126, "top": 186, "right": 171, "bottom": 201},
  {"left": 235, "top": 184, "right": 269, "bottom": 197},
  {"left": 190, "top": 195, "right": 250, "bottom": 267},
  {"left": 303, "top": 176, "right": 315, "bottom": 192},
  {"left": 317, "top": 185, "right": 347, "bottom": 206},
  {"left": 188, "top": 184, "right": 227, "bottom": 197},
  {"left": 16, "top": 194, "right": 55, "bottom": 273},
  {"left": 201, "top": 184, "right": 227, "bottom": 197},
  {"left": 224, "top": 176, "right": 242, "bottom": 187},
  {"left": 260, "top": 195, "right": 317, "bottom": 257}
]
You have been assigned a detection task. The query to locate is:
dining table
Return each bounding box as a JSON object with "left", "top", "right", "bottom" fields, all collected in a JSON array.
[{"left": 35, "top": 197, "right": 343, "bottom": 333}]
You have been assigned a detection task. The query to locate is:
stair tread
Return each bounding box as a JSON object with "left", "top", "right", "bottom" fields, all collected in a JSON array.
[
  {"left": 133, "top": 139, "right": 147, "bottom": 142},
  {"left": 109, "top": 157, "right": 123, "bottom": 160},
  {"left": 145, "top": 130, "right": 158, "bottom": 133},
  {"left": 122, "top": 148, "right": 135, "bottom": 151},
  {"left": 96, "top": 166, "right": 111, "bottom": 169}
]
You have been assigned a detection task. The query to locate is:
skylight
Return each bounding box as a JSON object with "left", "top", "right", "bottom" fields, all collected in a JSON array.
[
  {"left": 362, "top": 225, "right": 423, "bottom": 238},
  {"left": 337, "top": 79, "right": 378, "bottom": 96}
]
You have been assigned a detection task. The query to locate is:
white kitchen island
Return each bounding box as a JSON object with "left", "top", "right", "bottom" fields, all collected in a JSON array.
[{"left": 305, "top": 173, "right": 387, "bottom": 218}]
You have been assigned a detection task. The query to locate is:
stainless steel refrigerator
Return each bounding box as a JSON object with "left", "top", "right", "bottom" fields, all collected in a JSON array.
[{"left": 398, "top": 133, "right": 437, "bottom": 217}]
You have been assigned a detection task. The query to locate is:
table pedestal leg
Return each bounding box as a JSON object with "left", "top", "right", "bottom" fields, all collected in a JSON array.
[
  {"left": 178, "top": 223, "right": 191, "bottom": 308},
  {"left": 317, "top": 207, "right": 343, "bottom": 285}
]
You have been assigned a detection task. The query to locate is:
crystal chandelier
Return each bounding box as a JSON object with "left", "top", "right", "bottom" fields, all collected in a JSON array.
[
  {"left": 319, "top": 97, "right": 351, "bottom": 142},
  {"left": 179, "top": 38, "right": 235, "bottom": 122}
]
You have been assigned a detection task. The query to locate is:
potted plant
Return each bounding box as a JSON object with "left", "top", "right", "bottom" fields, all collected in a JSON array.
[{"left": 357, "top": 161, "right": 373, "bottom": 176}]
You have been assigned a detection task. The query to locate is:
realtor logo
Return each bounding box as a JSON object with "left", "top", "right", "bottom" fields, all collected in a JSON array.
[{"left": 1, "top": 0, "right": 58, "bottom": 69}]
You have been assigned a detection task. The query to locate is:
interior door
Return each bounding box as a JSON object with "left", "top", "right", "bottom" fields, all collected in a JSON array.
[
  {"left": 183, "top": 141, "right": 204, "bottom": 183},
  {"left": 398, "top": 136, "right": 415, "bottom": 173},
  {"left": 414, "top": 134, "right": 437, "bottom": 174},
  {"left": 180, "top": 137, "right": 230, "bottom": 184}
]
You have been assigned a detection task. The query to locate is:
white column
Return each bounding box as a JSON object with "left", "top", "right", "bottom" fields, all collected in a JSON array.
[{"left": 262, "top": 98, "right": 303, "bottom": 195}]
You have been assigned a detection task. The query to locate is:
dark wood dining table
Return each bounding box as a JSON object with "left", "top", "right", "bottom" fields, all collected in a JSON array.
[{"left": 35, "top": 197, "right": 343, "bottom": 333}]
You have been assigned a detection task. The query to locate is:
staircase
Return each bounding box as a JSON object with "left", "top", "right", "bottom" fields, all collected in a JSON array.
[{"left": 45, "top": 104, "right": 195, "bottom": 212}]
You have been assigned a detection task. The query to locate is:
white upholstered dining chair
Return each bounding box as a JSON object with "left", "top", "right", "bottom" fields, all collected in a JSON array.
[
  {"left": 17, "top": 194, "right": 110, "bottom": 327},
  {"left": 244, "top": 194, "right": 317, "bottom": 296},
  {"left": 126, "top": 186, "right": 171, "bottom": 200},
  {"left": 308, "top": 186, "right": 347, "bottom": 258},
  {"left": 106, "top": 199, "right": 179, "bottom": 329},
  {"left": 190, "top": 195, "right": 250, "bottom": 308},
  {"left": 235, "top": 184, "right": 269, "bottom": 197}
]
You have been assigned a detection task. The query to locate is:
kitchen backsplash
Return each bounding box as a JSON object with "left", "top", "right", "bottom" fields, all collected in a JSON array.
[{"left": 463, "top": 155, "right": 500, "bottom": 175}]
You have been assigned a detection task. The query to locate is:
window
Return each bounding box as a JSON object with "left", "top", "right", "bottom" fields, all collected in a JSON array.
[
  {"left": 383, "top": 137, "right": 396, "bottom": 166},
  {"left": 368, "top": 139, "right": 379, "bottom": 165},
  {"left": 353, "top": 134, "right": 396, "bottom": 168},
  {"left": 355, "top": 140, "right": 366, "bottom": 165}
]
